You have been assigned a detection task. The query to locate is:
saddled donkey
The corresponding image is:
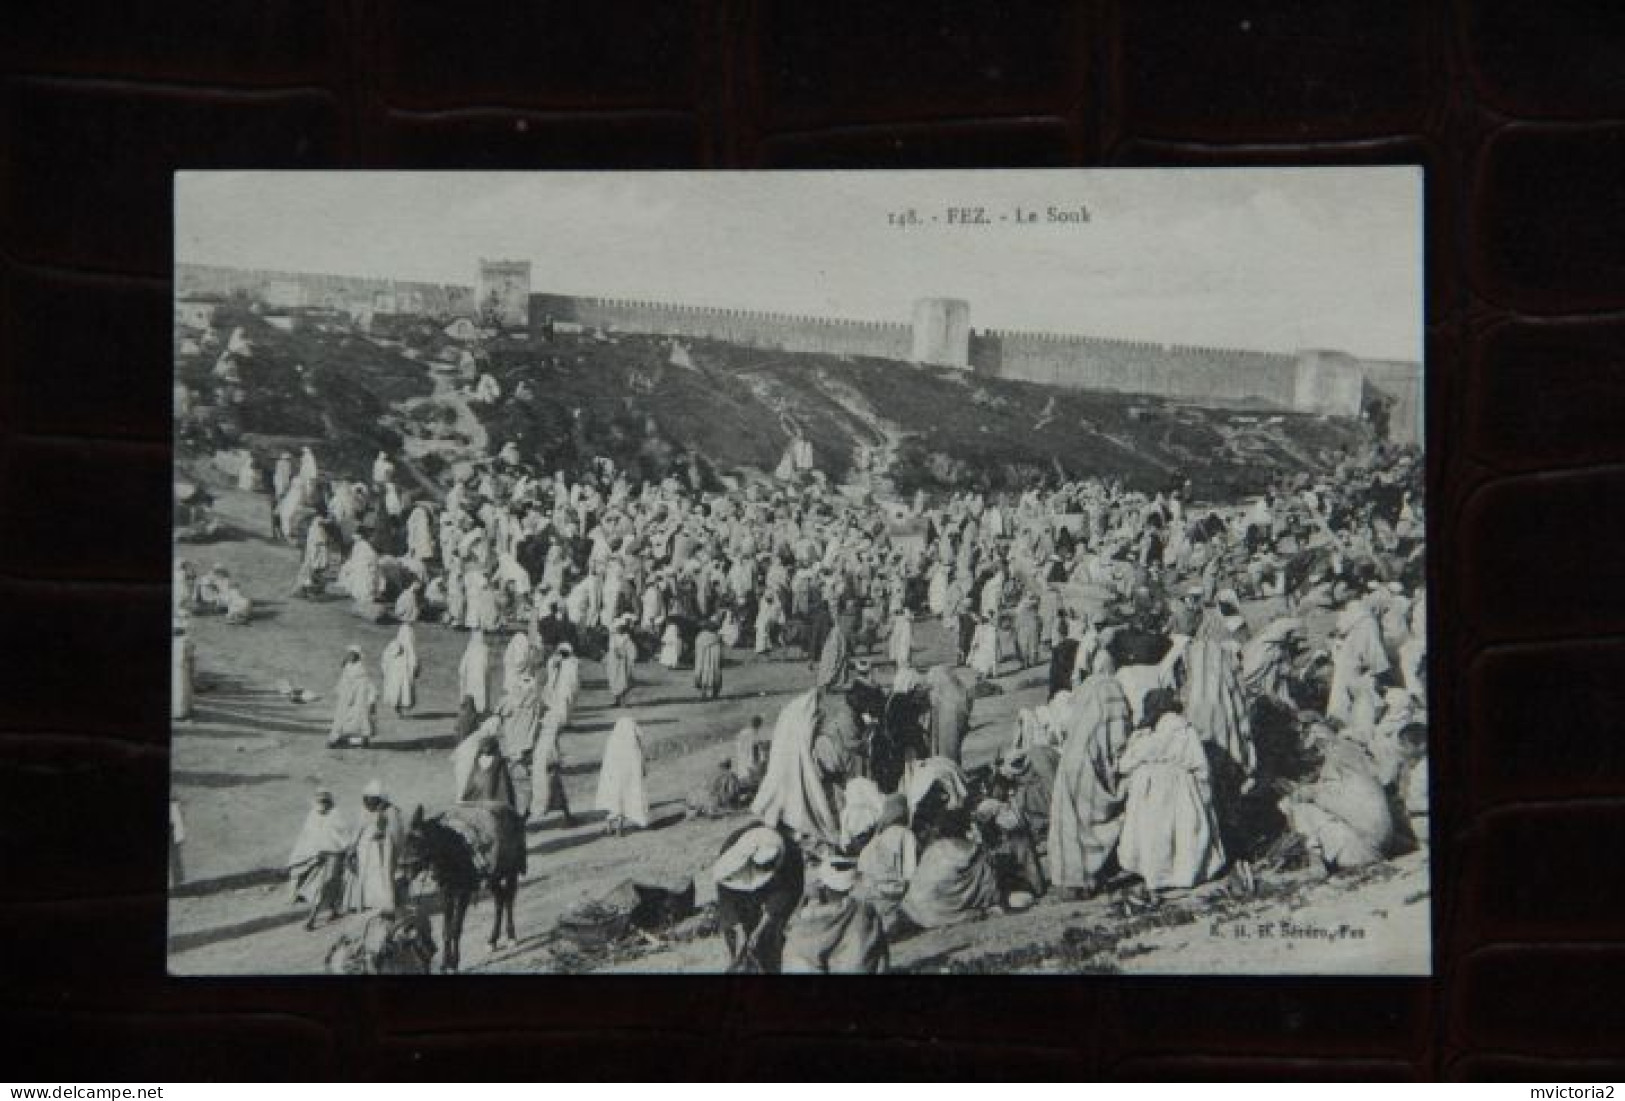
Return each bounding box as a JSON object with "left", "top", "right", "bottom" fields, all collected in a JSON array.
[{"left": 399, "top": 801, "right": 527, "bottom": 973}]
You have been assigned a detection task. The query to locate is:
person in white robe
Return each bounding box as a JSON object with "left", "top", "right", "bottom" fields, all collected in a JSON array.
[
  {"left": 172, "top": 622, "right": 195, "bottom": 720},
  {"left": 979, "top": 569, "right": 1004, "bottom": 619},
  {"left": 927, "top": 563, "right": 950, "bottom": 617},
  {"left": 733, "top": 716, "right": 765, "bottom": 785},
  {"left": 530, "top": 709, "right": 573, "bottom": 825},
  {"left": 393, "top": 580, "right": 422, "bottom": 624},
  {"left": 547, "top": 643, "right": 582, "bottom": 726},
  {"left": 501, "top": 631, "right": 533, "bottom": 700},
  {"left": 1399, "top": 597, "right": 1427, "bottom": 703},
  {"left": 438, "top": 565, "right": 465, "bottom": 622},
  {"left": 407, "top": 505, "right": 436, "bottom": 563},
  {"left": 596, "top": 715, "right": 649, "bottom": 834},
  {"left": 237, "top": 453, "right": 259, "bottom": 493},
  {"left": 279, "top": 483, "right": 308, "bottom": 547},
  {"left": 1281, "top": 728, "right": 1395, "bottom": 873},
  {"left": 968, "top": 614, "right": 1000, "bottom": 680},
  {"left": 600, "top": 560, "right": 627, "bottom": 631},
  {"left": 719, "top": 607, "right": 742, "bottom": 649},
  {"left": 604, "top": 621, "right": 637, "bottom": 706},
  {"left": 328, "top": 646, "right": 378, "bottom": 746},
  {"left": 640, "top": 579, "right": 666, "bottom": 633},
  {"left": 462, "top": 567, "right": 490, "bottom": 630},
  {"left": 380, "top": 624, "right": 418, "bottom": 715},
  {"left": 754, "top": 591, "right": 783, "bottom": 654},
  {"left": 299, "top": 446, "right": 318, "bottom": 482},
  {"left": 347, "top": 779, "right": 405, "bottom": 913},
  {"left": 300, "top": 519, "right": 332, "bottom": 592},
  {"left": 659, "top": 620, "right": 684, "bottom": 669},
  {"left": 1183, "top": 625, "right": 1257, "bottom": 778},
  {"left": 888, "top": 609, "right": 913, "bottom": 671},
  {"left": 273, "top": 452, "right": 294, "bottom": 502},
  {"left": 1116, "top": 708, "right": 1227, "bottom": 891},
  {"left": 693, "top": 624, "right": 723, "bottom": 699},
  {"left": 223, "top": 582, "right": 253, "bottom": 624},
  {"left": 751, "top": 689, "right": 840, "bottom": 846},
  {"left": 566, "top": 573, "right": 600, "bottom": 627},
  {"left": 458, "top": 630, "right": 494, "bottom": 714},
  {"left": 1047, "top": 651, "right": 1131, "bottom": 898},
  {"left": 329, "top": 481, "right": 356, "bottom": 525},
  {"left": 451, "top": 716, "right": 501, "bottom": 801},
  {"left": 286, "top": 788, "right": 350, "bottom": 928},
  {"left": 1328, "top": 599, "right": 1391, "bottom": 724},
  {"left": 338, "top": 535, "right": 381, "bottom": 606}
]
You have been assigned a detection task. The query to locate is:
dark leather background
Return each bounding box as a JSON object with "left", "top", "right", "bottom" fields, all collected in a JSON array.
[{"left": 4, "top": 0, "right": 1625, "bottom": 1081}]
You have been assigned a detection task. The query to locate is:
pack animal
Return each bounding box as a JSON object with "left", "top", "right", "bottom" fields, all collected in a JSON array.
[{"left": 399, "top": 802, "right": 527, "bottom": 973}]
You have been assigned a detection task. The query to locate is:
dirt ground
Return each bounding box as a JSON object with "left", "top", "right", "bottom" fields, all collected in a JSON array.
[{"left": 168, "top": 474, "right": 1429, "bottom": 976}]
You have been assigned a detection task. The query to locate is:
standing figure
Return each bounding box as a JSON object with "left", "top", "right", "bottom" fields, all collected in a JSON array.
[
  {"left": 458, "top": 630, "right": 494, "bottom": 714},
  {"left": 713, "top": 823, "right": 805, "bottom": 973},
  {"left": 1012, "top": 595, "right": 1041, "bottom": 669},
  {"left": 1046, "top": 651, "right": 1132, "bottom": 899},
  {"left": 887, "top": 609, "right": 913, "bottom": 671},
  {"left": 329, "top": 645, "right": 379, "bottom": 748},
  {"left": 604, "top": 619, "right": 637, "bottom": 707},
  {"left": 693, "top": 621, "right": 723, "bottom": 700},
  {"left": 348, "top": 779, "right": 406, "bottom": 912},
  {"left": 172, "top": 620, "right": 195, "bottom": 721},
  {"left": 658, "top": 619, "right": 683, "bottom": 669},
  {"left": 925, "top": 665, "right": 972, "bottom": 765},
  {"left": 380, "top": 624, "right": 418, "bottom": 716},
  {"left": 596, "top": 715, "right": 649, "bottom": 835},
  {"left": 968, "top": 613, "right": 1000, "bottom": 680},
  {"left": 530, "top": 711, "right": 574, "bottom": 827},
  {"left": 287, "top": 788, "right": 350, "bottom": 929},
  {"left": 1116, "top": 703, "right": 1227, "bottom": 892}
]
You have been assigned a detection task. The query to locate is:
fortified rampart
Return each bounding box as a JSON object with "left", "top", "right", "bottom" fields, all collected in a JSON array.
[
  {"left": 476, "top": 259, "right": 531, "bottom": 328},
  {"left": 531, "top": 294, "right": 914, "bottom": 361},
  {"left": 176, "top": 263, "right": 475, "bottom": 319},
  {"left": 912, "top": 298, "right": 971, "bottom": 367},
  {"left": 529, "top": 289, "right": 1421, "bottom": 444},
  {"left": 1355, "top": 356, "right": 1425, "bottom": 446},
  {"left": 970, "top": 330, "right": 1302, "bottom": 408},
  {"left": 172, "top": 262, "right": 1421, "bottom": 444}
]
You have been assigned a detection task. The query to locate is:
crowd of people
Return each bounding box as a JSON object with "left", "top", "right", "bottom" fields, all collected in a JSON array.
[{"left": 176, "top": 430, "right": 1428, "bottom": 973}]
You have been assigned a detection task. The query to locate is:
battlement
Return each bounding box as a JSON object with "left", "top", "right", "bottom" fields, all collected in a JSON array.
[
  {"left": 176, "top": 262, "right": 475, "bottom": 320},
  {"left": 530, "top": 291, "right": 915, "bottom": 361}
]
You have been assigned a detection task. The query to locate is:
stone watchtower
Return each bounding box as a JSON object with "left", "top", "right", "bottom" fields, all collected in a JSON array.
[
  {"left": 911, "top": 297, "right": 971, "bottom": 368},
  {"left": 476, "top": 259, "right": 532, "bottom": 329}
]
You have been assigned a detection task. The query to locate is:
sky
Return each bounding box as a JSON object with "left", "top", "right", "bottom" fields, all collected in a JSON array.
[{"left": 176, "top": 168, "right": 1422, "bottom": 362}]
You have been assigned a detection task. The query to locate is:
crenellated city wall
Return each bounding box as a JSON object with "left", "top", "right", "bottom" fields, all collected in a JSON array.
[
  {"left": 172, "top": 263, "right": 1420, "bottom": 442},
  {"left": 531, "top": 294, "right": 914, "bottom": 361},
  {"left": 177, "top": 263, "right": 475, "bottom": 318},
  {"left": 969, "top": 329, "right": 1302, "bottom": 407},
  {"left": 531, "top": 292, "right": 1313, "bottom": 410}
]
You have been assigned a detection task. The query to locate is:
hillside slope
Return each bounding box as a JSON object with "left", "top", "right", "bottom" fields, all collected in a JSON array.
[
  {"left": 477, "top": 331, "right": 1366, "bottom": 498},
  {"left": 178, "top": 317, "right": 1369, "bottom": 501}
]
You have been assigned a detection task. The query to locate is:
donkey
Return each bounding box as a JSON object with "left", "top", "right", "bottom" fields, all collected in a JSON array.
[{"left": 399, "top": 802, "right": 527, "bottom": 973}]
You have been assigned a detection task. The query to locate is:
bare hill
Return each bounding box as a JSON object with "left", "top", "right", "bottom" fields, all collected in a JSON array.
[
  {"left": 477, "top": 331, "right": 1367, "bottom": 499},
  {"left": 179, "top": 317, "right": 1368, "bottom": 501}
]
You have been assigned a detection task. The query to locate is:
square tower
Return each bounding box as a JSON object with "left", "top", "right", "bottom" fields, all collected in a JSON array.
[
  {"left": 477, "top": 259, "right": 532, "bottom": 329},
  {"left": 911, "top": 297, "right": 971, "bottom": 367}
]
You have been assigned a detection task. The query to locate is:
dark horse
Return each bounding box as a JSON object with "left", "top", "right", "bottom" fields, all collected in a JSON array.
[{"left": 399, "top": 802, "right": 527, "bottom": 973}]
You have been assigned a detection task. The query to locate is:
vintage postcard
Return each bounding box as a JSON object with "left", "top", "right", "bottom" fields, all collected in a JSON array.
[{"left": 169, "top": 168, "right": 1426, "bottom": 975}]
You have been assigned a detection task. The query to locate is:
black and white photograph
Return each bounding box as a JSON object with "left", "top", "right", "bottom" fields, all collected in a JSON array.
[{"left": 169, "top": 168, "right": 1426, "bottom": 976}]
